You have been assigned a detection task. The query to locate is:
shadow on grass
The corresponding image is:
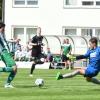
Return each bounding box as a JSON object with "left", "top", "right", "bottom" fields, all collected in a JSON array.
[
  {"left": 92, "top": 88, "right": 100, "bottom": 91},
  {"left": 15, "top": 85, "right": 48, "bottom": 89}
]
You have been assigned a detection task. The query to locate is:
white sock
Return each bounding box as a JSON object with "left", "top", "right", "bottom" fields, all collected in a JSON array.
[{"left": 63, "top": 70, "right": 79, "bottom": 78}]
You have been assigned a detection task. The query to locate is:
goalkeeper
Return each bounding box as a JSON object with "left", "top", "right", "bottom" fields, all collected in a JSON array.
[
  {"left": 0, "top": 22, "right": 17, "bottom": 88},
  {"left": 56, "top": 37, "right": 100, "bottom": 84}
]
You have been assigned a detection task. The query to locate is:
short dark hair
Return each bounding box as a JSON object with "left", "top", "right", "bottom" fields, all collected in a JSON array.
[
  {"left": 0, "top": 22, "right": 5, "bottom": 29},
  {"left": 89, "top": 37, "right": 98, "bottom": 45}
]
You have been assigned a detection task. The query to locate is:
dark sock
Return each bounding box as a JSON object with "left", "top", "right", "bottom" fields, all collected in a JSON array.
[
  {"left": 7, "top": 71, "right": 17, "bottom": 84},
  {"left": 30, "top": 64, "right": 35, "bottom": 74},
  {"left": 91, "top": 77, "right": 100, "bottom": 84}
]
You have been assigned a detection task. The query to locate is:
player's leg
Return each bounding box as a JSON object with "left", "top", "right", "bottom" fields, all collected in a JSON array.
[
  {"left": 5, "top": 67, "right": 17, "bottom": 88},
  {"left": 61, "top": 55, "right": 67, "bottom": 69},
  {"left": 6, "top": 66, "right": 17, "bottom": 86},
  {"left": 30, "top": 49, "right": 37, "bottom": 76},
  {"left": 1, "top": 49, "right": 17, "bottom": 88},
  {"left": 86, "top": 77, "right": 100, "bottom": 84},
  {"left": 67, "top": 60, "right": 72, "bottom": 70},
  {"left": 84, "top": 67, "right": 100, "bottom": 84},
  {"left": 30, "top": 56, "right": 44, "bottom": 76},
  {"left": 30, "top": 61, "right": 36, "bottom": 76},
  {"left": 0, "top": 67, "right": 13, "bottom": 72},
  {"left": 56, "top": 68, "right": 85, "bottom": 80},
  {"left": 0, "top": 52, "right": 13, "bottom": 72}
]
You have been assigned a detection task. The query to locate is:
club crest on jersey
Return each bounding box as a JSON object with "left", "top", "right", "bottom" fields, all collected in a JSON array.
[{"left": 90, "top": 52, "right": 97, "bottom": 58}]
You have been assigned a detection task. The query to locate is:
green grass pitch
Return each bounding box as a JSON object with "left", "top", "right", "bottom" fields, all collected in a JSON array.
[{"left": 0, "top": 69, "right": 100, "bottom": 100}]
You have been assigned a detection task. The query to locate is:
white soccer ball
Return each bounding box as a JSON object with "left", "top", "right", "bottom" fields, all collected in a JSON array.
[
  {"left": 35, "top": 78, "right": 44, "bottom": 87},
  {"left": 40, "top": 58, "right": 45, "bottom": 62}
]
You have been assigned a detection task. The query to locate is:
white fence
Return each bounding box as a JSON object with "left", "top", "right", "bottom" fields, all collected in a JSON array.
[{"left": 0, "top": 61, "right": 50, "bottom": 69}]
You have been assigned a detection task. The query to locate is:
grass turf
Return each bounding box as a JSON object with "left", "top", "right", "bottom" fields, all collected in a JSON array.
[{"left": 0, "top": 69, "right": 100, "bottom": 100}]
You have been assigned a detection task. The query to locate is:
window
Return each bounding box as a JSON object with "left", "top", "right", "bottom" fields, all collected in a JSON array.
[
  {"left": 81, "top": 29, "right": 93, "bottom": 37},
  {"left": 65, "top": 0, "right": 69, "bottom": 5},
  {"left": 27, "top": 0, "right": 38, "bottom": 5},
  {"left": 14, "top": 28, "right": 24, "bottom": 38},
  {"left": 65, "top": 0, "right": 77, "bottom": 5},
  {"left": 96, "top": 1, "right": 100, "bottom": 5},
  {"left": 64, "top": 0, "right": 78, "bottom": 7},
  {"left": 95, "top": 29, "right": 100, "bottom": 45},
  {"left": 13, "top": 0, "right": 39, "bottom": 7},
  {"left": 13, "top": 28, "right": 24, "bottom": 44},
  {"left": 13, "top": 27, "right": 37, "bottom": 45},
  {"left": 95, "top": 29, "right": 100, "bottom": 37},
  {"left": 63, "top": 27, "right": 100, "bottom": 38},
  {"left": 64, "top": 0, "right": 100, "bottom": 8},
  {"left": 26, "top": 28, "right": 37, "bottom": 42},
  {"left": 64, "top": 28, "right": 76, "bottom": 35},
  {"left": 14, "top": 0, "right": 25, "bottom": 5},
  {"left": 82, "top": 1, "right": 94, "bottom": 6}
]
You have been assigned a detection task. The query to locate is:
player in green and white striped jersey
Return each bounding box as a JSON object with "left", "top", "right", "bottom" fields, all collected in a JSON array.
[{"left": 0, "top": 22, "right": 17, "bottom": 88}]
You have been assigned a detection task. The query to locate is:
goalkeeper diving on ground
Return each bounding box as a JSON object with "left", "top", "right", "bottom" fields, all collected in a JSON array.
[{"left": 56, "top": 37, "right": 100, "bottom": 84}]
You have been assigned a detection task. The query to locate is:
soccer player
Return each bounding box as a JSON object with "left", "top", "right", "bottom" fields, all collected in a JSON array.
[
  {"left": 0, "top": 22, "right": 17, "bottom": 88},
  {"left": 61, "top": 38, "right": 72, "bottom": 69},
  {"left": 29, "top": 27, "right": 44, "bottom": 76},
  {"left": 56, "top": 37, "right": 100, "bottom": 84}
]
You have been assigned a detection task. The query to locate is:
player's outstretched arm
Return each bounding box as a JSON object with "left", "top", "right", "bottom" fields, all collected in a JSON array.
[
  {"left": 68, "top": 54, "right": 87, "bottom": 61},
  {"left": 67, "top": 54, "right": 76, "bottom": 61}
]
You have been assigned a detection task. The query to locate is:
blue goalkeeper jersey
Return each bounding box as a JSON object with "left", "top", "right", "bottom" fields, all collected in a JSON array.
[{"left": 81, "top": 47, "right": 100, "bottom": 70}]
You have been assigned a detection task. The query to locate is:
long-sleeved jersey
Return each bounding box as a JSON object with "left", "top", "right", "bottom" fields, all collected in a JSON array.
[
  {"left": 76, "top": 47, "right": 100, "bottom": 70},
  {"left": 0, "top": 33, "right": 10, "bottom": 53}
]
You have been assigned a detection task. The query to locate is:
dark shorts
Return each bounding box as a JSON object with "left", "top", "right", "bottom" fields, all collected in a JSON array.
[
  {"left": 33, "top": 54, "right": 45, "bottom": 64},
  {"left": 84, "top": 66, "right": 99, "bottom": 78},
  {"left": 31, "top": 47, "right": 41, "bottom": 57},
  {"left": 31, "top": 50, "right": 39, "bottom": 57},
  {"left": 61, "top": 54, "right": 69, "bottom": 62},
  {"left": 34, "top": 57, "right": 44, "bottom": 64}
]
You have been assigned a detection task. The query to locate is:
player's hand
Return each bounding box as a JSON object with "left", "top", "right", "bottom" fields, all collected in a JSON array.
[{"left": 67, "top": 54, "right": 76, "bottom": 61}]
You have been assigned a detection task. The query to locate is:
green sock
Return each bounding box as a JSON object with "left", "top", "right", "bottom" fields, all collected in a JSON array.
[
  {"left": 0, "top": 67, "right": 13, "bottom": 72},
  {"left": 0, "top": 68, "right": 4, "bottom": 72},
  {"left": 7, "top": 71, "right": 16, "bottom": 84}
]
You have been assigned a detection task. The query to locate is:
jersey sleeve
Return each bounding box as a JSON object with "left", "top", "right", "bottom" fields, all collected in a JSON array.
[
  {"left": 69, "top": 44, "right": 72, "bottom": 51},
  {"left": 76, "top": 49, "right": 90, "bottom": 60},
  {"left": 98, "top": 47, "right": 100, "bottom": 55}
]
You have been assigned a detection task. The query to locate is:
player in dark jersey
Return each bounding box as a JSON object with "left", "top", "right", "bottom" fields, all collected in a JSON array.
[
  {"left": 56, "top": 37, "right": 100, "bottom": 84},
  {"left": 29, "top": 27, "right": 44, "bottom": 76}
]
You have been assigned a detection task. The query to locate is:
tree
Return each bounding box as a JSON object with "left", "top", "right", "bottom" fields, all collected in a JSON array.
[{"left": 0, "top": 0, "right": 2, "bottom": 20}]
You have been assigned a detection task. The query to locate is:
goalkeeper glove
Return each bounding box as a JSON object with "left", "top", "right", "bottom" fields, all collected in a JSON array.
[{"left": 67, "top": 55, "right": 76, "bottom": 61}]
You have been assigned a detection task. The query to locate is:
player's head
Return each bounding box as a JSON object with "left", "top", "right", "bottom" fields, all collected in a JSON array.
[
  {"left": 0, "top": 22, "right": 5, "bottom": 33},
  {"left": 37, "top": 27, "right": 41, "bottom": 36},
  {"left": 66, "top": 38, "right": 69, "bottom": 44},
  {"left": 89, "top": 37, "right": 98, "bottom": 49},
  {"left": 63, "top": 39, "right": 66, "bottom": 44}
]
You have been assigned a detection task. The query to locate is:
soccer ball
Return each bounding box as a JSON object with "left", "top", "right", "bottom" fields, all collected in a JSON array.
[
  {"left": 35, "top": 78, "right": 44, "bottom": 87},
  {"left": 40, "top": 58, "right": 45, "bottom": 62}
]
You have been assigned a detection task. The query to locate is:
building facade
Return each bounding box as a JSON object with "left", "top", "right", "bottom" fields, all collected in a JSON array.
[{"left": 4, "top": 0, "right": 100, "bottom": 54}]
